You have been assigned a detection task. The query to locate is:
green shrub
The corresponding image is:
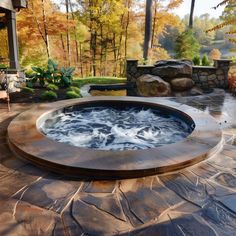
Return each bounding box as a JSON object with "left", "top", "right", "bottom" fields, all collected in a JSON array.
[
  {"left": 47, "top": 83, "right": 59, "bottom": 91},
  {"left": 192, "top": 55, "right": 201, "bottom": 65},
  {"left": 31, "top": 66, "right": 52, "bottom": 87},
  {"left": 67, "top": 86, "right": 81, "bottom": 95},
  {"left": 41, "top": 91, "right": 58, "bottom": 100},
  {"left": 201, "top": 54, "right": 210, "bottom": 66},
  {"left": 21, "top": 87, "right": 34, "bottom": 93},
  {"left": 66, "top": 91, "right": 81, "bottom": 99},
  {"left": 175, "top": 30, "right": 200, "bottom": 59},
  {"left": 26, "top": 80, "right": 34, "bottom": 88},
  {"left": 31, "top": 59, "right": 75, "bottom": 88},
  {"left": 231, "top": 56, "right": 236, "bottom": 62},
  {"left": 59, "top": 66, "right": 75, "bottom": 87},
  {"left": 0, "top": 63, "right": 7, "bottom": 69}
]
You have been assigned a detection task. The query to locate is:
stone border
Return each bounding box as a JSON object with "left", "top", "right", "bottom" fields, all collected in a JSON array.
[
  {"left": 126, "top": 59, "right": 231, "bottom": 96},
  {"left": 8, "top": 96, "right": 223, "bottom": 179}
]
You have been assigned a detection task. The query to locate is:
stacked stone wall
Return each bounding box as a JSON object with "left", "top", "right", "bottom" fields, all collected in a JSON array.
[
  {"left": 126, "top": 59, "right": 231, "bottom": 96},
  {"left": 0, "top": 70, "right": 26, "bottom": 92},
  {"left": 192, "top": 60, "right": 231, "bottom": 90}
]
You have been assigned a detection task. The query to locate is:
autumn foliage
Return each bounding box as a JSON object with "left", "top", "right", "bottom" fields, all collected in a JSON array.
[
  {"left": 209, "top": 48, "right": 222, "bottom": 61},
  {"left": 206, "top": 0, "right": 236, "bottom": 44},
  {"left": 11, "top": 0, "right": 184, "bottom": 77}
]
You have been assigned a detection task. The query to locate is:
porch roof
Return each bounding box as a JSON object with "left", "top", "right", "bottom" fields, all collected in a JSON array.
[{"left": 0, "top": 0, "right": 27, "bottom": 12}]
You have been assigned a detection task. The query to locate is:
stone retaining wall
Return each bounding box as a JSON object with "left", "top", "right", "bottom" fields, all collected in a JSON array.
[
  {"left": 192, "top": 60, "right": 231, "bottom": 90},
  {"left": 126, "top": 59, "right": 231, "bottom": 96},
  {"left": 0, "top": 70, "right": 26, "bottom": 92}
]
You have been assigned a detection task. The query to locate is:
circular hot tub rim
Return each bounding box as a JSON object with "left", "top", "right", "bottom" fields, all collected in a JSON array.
[{"left": 7, "top": 96, "right": 223, "bottom": 179}]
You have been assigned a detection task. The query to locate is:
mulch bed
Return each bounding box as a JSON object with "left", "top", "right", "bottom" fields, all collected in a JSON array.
[{"left": 0, "top": 88, "right": 69, "bottom": 104}]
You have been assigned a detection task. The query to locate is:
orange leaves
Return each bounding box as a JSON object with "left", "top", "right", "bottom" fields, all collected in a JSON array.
[
  {"left": 167, "top": 0, "right": 183, "bottom": 10},
  {"left": 17, "top": 0, "right": 76, "bottom": 40},
  {"left": 209, "top": 48, "right": 222, "bottom": 61}
]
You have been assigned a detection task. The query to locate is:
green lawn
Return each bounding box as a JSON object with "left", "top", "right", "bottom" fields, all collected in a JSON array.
[{"left": 72, "top": 76, "right": 127, "bottom": 88}]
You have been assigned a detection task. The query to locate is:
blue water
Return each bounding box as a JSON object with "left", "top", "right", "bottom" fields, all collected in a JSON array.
[{"left": 41, "top": 106, "right": 192, "bottom": 151}]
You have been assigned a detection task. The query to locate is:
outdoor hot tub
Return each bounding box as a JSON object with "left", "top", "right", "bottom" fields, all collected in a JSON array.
[{"left": 8, "top": 96, "right": 222, "bottom": 179}]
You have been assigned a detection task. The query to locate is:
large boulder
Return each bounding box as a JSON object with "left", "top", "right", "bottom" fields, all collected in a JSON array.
[
  {"left": 170, "top": 78, "right": 195, "bottom": 91},
  {"left": 152, "top": 60, "right": 192, "bottom": 80},
  {"left": 136, "top": 74, "right": 171, "bottom": 97}
]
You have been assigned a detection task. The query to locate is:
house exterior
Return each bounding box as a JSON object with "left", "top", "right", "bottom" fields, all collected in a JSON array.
[{"left": 0, "top": 0, "right": 27, "bottom": 70}]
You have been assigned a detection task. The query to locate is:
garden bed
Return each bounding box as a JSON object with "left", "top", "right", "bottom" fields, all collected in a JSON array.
[
  {"left": 5, "top": 87, "right": 68, "bottom": 103},
  {"left": 0, "top": 77, "right": 127, "bottom": 103}
]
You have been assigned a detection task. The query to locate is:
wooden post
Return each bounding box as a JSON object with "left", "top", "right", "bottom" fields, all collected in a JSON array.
[{"left": 6, "top": 10, "right": 20, "bottom": 71}]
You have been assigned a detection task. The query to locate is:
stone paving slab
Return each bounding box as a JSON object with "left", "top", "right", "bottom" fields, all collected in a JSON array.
[{"left": 0, "top": 91, "right": 236, "bottom": 235}]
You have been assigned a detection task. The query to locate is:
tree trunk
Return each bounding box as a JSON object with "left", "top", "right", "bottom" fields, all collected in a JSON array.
[
  {"left": 117, "top": 15, "right": 124, "bottom": 74},
  {"left": 151, "top": 0, "right": 157, "bottom": 48},
  {"left": 124, "top": 0, "right": 130, "bottom": 59},
  {"left": 60, "top": 34, "right": 67, "bottom": 64},
  {"left": 79, "top": 42, "right": 83, "bottom": 77},
  {"left": 69, "top": 0, "right": 80, "bottom": 66},
  {"left": 91, "top": 31, "right": 97, "bottom": 76},
  {"left": 89, "top": 0, "right": 97, "bottom": 76},
  {"left": 65, "top": 0, "right": 71, "bottom": 66},
  {"left": 41, "top": 0, "right": 50, "bottom": 58},
  {"left": 100, "top": 25, "right": 103, "bottom": 76},
  {"left": 143, "top": 0, "right": 152, "bottom": 61},
  {"left": 189, "top": 0, "right": 195, "bottom": 29},
  {"left": 113, "top": 33, "right": 118, "bottom": 76}
]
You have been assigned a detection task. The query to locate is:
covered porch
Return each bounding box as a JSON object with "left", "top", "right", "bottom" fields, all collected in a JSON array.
[{"left": 0, "top": 0, "right": 27, "bottom": 71}]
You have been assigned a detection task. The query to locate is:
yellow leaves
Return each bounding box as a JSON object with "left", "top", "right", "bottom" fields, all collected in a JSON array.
[
  {"left": 0, "top": 29, "right": 8, "bottom": 59},
  {"left": 206, "top": 19, "right": 236, "bottom": 32},
  {"left": 150, "top": 47, "right": 170, "bottom": 61},
  {"left": 226, "top": 30, "right": 236, "bottom": 34},
  {"left": 154, "top": 12, "right": 182, "bottom": 35},
  {"left": 206, "top": 0, "right": 236, "bottom": 45},
  {"left": 167, "top": 0, "right": 184, "bottom": 10}
]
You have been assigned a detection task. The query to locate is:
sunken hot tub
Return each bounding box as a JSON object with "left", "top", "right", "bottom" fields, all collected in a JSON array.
[{"left": 8, "top": 96, "right": 222, "bottom": 179}]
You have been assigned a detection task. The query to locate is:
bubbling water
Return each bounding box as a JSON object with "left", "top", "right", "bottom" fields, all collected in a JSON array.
[{"left": 40, "top": 106, "right": 193, "bottom": 151}]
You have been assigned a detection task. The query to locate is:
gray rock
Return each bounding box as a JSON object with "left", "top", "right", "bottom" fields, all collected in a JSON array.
[
  {"left": 152, "top": 60, "right": 192, "bottom": 79},
  {"left": 170, "top": 78, "right": 195, "bottom": 92},
  {"left": 216, "top": 69, "right": 224, "bottom": 75},
  {"left": 136, "top": 74, "right": 171, "bottom": 97},
  {"left": 208, "top": 74, "right": 216, "bottom": 80},
  {"left": 190, "top": 86, "right": 204, "bottom": 96}
]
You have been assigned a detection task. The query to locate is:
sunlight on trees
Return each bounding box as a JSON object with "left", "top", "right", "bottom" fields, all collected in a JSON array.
[{"left": 0, "top": 0, "right": 234, "bottom": 76}]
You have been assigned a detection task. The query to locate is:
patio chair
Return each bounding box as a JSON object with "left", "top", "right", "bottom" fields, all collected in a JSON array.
[{"left": 0, "top": 70, "right": 11, "bottom": 111}]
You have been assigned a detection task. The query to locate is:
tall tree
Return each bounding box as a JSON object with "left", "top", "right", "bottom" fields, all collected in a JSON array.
[
  {"left": 189, "top": 0, "right": 195, "bottom": 28},
  {"left": 175, "top": 29, "right": 200, "bottom": 59},
  {"left": 143, "top": 0, "right": 152, "bottom": 61},
  {"left": 151, "top": 0, "right": 183, "bottom": 49},
  {"left": 17, "top": 0, "right": 75, "bottom": 66},
  {"left": 41, "top": 0, "right": 50, "bottom": 58},
  {"left": 65, "top": 0, "right": 71, "bottom": 66}
]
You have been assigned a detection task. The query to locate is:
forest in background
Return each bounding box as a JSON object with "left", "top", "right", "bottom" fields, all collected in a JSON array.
[{"left": 0, "top": 0, "right": 235, "bottom": 77}]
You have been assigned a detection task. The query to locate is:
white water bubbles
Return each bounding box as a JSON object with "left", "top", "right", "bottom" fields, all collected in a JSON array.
[{"left": 40, "top": 105, "right": 192, "bottom": 151}]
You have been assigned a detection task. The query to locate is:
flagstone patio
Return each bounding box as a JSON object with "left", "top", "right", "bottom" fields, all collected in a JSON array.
[{"left": 0, "top": 90, "right": 236, "bottom": 235}]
